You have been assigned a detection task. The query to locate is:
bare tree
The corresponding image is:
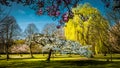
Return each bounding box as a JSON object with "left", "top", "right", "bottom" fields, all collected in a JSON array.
[
  {"left": 109, "top": 22, "right": 120, "bottom": 52},
  {"left": 42, "top": 23, "right": 57, "bottom": 36},
  {"left": 103, "top": 0, "right": 120, "bottom": 53},
  {"left": 24, "top": 23, "right": 39, "bottom": 58},
  {"left": 0, "top": 16, "right": 21, "bottom": 60},
  {"left": 42, "top": 23, "right": 65, "bottom": 39},
  {"left": 101, "top": 0, "right": 120, "bottom": 61}
]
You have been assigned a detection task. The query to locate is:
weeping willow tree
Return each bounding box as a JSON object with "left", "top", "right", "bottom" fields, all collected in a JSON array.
[{"left": 64, "top": 3, "right": 110, "bottom": 55}]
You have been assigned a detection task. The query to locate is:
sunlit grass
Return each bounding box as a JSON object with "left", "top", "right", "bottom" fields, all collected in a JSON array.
[
  {"left": 0, "top": 54, "right": 84, "bottom": 59},
  {"left": 94, "top": 54, "right": 120, "bottom": 59}
]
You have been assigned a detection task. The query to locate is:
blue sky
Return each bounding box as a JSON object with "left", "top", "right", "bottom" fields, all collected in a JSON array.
[
  {"left": 9, "top": 4, "right": 58, "bottom": 32},
  {"left": 7, "top": 0, "right": 105, "bottom": 32}
]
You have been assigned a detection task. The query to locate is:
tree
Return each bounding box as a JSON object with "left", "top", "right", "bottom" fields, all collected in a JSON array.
[
  {"left": 0, "top": 4, "right": 12, "bottom": 23},
  {"left": 0, "top": 16, "right": 21, "bottom": 60},
  {"left": 109, "top": 22, "right": 120, "bottom": 53},
  {"left": 102, "top": 0, "right": 120, "bottom": 53},
  {"left": 0, "top": 4, "right": 16, "bottom": 56},
  {"left": 32, "top": 33, "right": 92, "bottom": 62},
  {"left": 24, "top": 23, "right": 39, "bottom": 58},
  {"left": 64, "top": 3, "right": 109, "bottom": 55},
  {"left": 42, "top": 23, "right": 65, "bottom": 39},
  {"left": 33, "top": 34, "right": 54, "bottom": 61},
  {"left": 102, "top": 0, "right": 120, "bottom": 10},
  {"left": 42, "top": 23, "right": 57, "bottom": 36},
  {"left": 101, "top": 0, "right": 120, "bottom": 61}
]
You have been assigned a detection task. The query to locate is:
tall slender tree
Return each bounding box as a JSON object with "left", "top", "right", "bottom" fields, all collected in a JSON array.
[
  {"left": 24, "top": 23, "right": 39, "bottom": 58},
  {"left": 0, "top": 16, "right": 21, "bottom": 60}
]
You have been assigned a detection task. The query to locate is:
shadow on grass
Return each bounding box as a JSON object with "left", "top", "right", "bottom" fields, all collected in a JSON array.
[
  {"left": 49, "top": 60, "right": 120, "bottom": 68},
  {"left": 0, "top": 59, "right": 120, "bottom": 68},
  {"left": 53, "top": 60, "right": 111, "bottom": 65}
]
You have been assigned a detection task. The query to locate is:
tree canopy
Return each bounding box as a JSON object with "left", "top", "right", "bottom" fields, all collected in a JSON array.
[
  {"left": 42, "top": 23, "right": 57, "bottom": 36},
  {"left": 64, "top": 3, "right": 109, "bottom": 54},
  {"left": 0, "top": 16, "right": 21, "bottom": 60},
  {"left": 24, "top": 23, "right": 39, "bottom": 37}
]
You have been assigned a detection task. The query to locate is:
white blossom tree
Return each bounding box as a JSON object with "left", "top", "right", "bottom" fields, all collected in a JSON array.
[{"left": 26, "top": 33, "right": 93, "bottom": 62}]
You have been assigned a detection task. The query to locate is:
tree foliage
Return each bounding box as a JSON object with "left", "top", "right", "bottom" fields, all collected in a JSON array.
[
  {"left": 32, "top": 33, "right": 92, "bottom": 61},
  {"left": 64, "top": 3, "right": 109, "bottom": 54},
  {"left": 1, "top": 0, "right": 119, "bottom": 27}
]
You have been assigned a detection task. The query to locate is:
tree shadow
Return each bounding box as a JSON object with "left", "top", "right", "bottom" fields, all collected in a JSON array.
[{"left": 52, "top": 60, "right": 120, "bottom": 66}]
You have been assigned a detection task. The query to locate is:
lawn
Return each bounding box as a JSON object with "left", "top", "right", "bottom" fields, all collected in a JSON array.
[{"left": 0, "top": 54, "right": 120, "bottom": 68}]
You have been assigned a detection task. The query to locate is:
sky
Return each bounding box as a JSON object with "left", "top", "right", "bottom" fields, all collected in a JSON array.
[
  {"left": 6, "top": 0, "right": 105, "bottom": 32},
  {"left": 8, "top": 4, "right": 58, "bottom": 32}
]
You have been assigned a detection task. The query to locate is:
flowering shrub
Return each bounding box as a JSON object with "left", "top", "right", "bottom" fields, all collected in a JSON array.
[{"left": 9, "top": 44, "right": 29, "bottom": 53}]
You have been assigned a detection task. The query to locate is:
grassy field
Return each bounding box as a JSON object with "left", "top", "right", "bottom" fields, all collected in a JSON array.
[{"left": 0, "top": 54, "right": 120, "bottom": 68}]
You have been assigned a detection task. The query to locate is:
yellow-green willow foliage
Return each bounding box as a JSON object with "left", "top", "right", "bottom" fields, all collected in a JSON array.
[{"left": 64, "top": 3, "right": 109, "bottom": 54}]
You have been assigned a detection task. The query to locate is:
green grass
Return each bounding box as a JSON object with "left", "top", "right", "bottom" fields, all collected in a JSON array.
[
  {"left": 94, "top": 54, "right": 120, "bottom": 59},
  {"left": 0, "top": 54, "right": 120, "bottom": 68}
]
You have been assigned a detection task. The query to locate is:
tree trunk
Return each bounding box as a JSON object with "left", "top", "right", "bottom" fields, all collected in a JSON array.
[
  {"left": 5, "top": 44, "right": 9, "bottom": 61},
  {"left": 43, "top": 53, "right": 45, "bottom": 56},
  {"left": 4, "top": 44, "right": 6, "bottom": 53},
  {"left": 29, "top": 44, "right": 33, "bottom": 58},
  {"left": 46, "top": 49, "right": 52, "bottom": 62},
  {"left": 110, "top": 49, "right": 112, "bottom": 62},
  {"left": 106, "top": 48, "right": 112, "bottom": 62},
  {"left": 104, "top": 51, "right": 107, "bottom": 56},
  {"left": 92, "top": 45, "right": 95, "bottom": 55},
  {"left": 69, "top": 51, "right": 72, "bottom": 57}
]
